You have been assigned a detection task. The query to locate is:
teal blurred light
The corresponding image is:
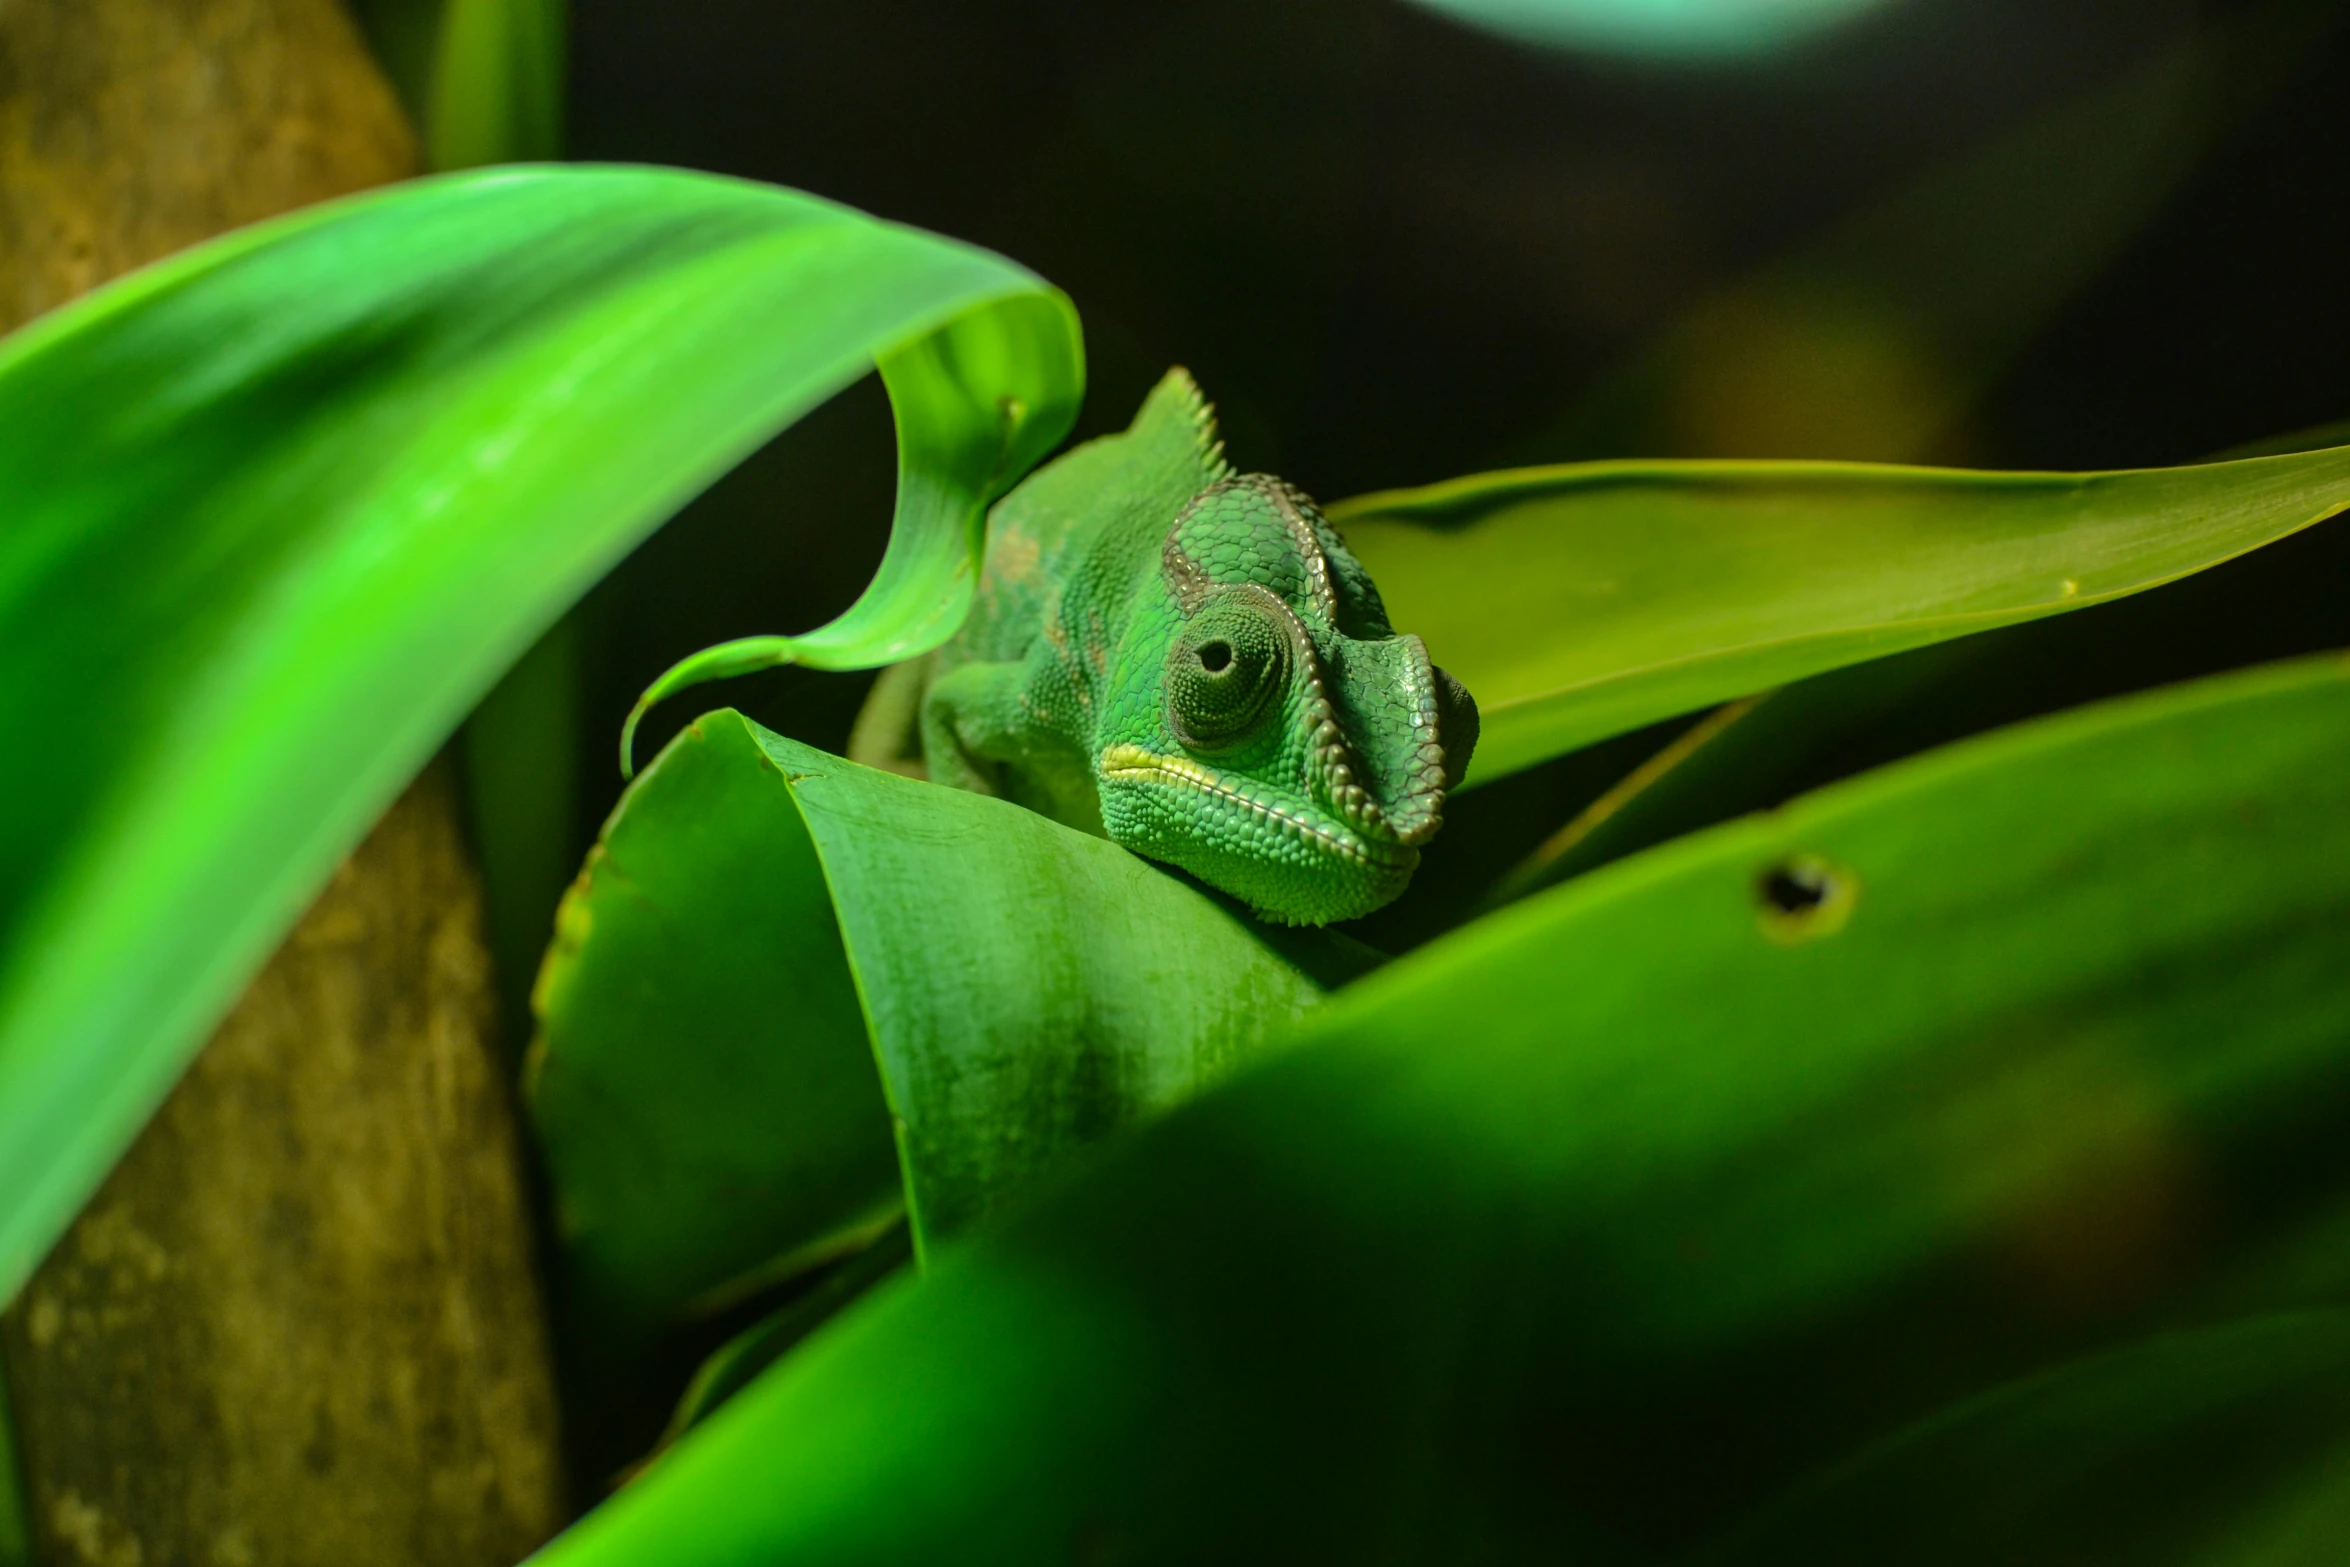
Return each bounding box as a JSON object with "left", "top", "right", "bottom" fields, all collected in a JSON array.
[{"left": 1408, "top": 0, "right": 1897, "bottom": 58}]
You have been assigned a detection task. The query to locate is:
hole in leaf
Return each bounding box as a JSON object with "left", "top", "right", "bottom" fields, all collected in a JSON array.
[
  {"left": 1198, "top": 640, "right": 1233, "bottom": 673},
  {"left": 1755, "top": 854, "right": 1856, "bottom": 943},
  {"left": 1760, "top": 862, "right": 1831, "bottom": 914}
]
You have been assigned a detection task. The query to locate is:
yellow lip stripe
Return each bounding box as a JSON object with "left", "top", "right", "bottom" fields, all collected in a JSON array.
[{"left": 1098, "top": 743, "right": 1405, "bottom": 868}]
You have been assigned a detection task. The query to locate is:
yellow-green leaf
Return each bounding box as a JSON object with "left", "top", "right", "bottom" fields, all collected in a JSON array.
[{"left": 1336, "top": 452, "right": 2350, "bottom": 784}]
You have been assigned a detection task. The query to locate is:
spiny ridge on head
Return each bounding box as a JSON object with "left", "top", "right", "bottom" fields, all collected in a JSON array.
[{"left": 1129, "top": 367, "right": 1231, "bottom": 492}]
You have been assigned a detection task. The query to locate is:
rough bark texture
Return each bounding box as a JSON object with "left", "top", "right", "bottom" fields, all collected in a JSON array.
[
  {"left": 3, "top": 765, "right": 566, "bottom": 1567},
  {"left": 0, "top": 0, "right": 415, "bottom": 332},
  {"left": 0, "top": 5, "right": 567, "bottom": 1565}
]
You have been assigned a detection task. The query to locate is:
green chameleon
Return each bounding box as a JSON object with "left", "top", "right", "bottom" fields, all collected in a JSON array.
[{"left": 851, "top": 370, "right": 1478, "bottom": 926}]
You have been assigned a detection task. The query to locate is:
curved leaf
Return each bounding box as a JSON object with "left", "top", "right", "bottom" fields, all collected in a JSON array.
[
  {"left": 534, "top": 651, "right": 2350, "bottom": 1562},
  {"left": 1334, "top": 449, "right": 2350, "bottom": 784},
  {"left": 525, "top": 713, "right": 899, "bottom": 1337},
  {"left": 617, "top": 303, "right": 1080, "bottom": 772},
  {"left": 527, "top": 711, "right": 1327, "bottom": 1336},
  {"left": 0, "top": 164, "right": 1083, "bottom": 1305}
]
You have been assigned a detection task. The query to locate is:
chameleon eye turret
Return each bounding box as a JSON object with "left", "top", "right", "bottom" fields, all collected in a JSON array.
[
  {"left": 852, "top": 368, "right": 1479, "bottom": 927},
  {"left": 1164, "top": 591, "right": 1288, "bottom": 751}
]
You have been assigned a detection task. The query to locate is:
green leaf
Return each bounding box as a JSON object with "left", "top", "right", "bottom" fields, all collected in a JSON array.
[
  {"left": 526, "top": 711, "right": 1327, "bottom": 1336},
  {"left": 531, "top": 651, "right": 2350, "bottom": 1562},
  {"left": 525, "top": 712, "right": 900, "bottom": 1337},
  {"left": 1490, "top": 498, "right": 2350, "bottom": 907},
  {"left": 355, "top": 0, "right": 583, "bottom": 1037},
  {"left": 1700, "top": 1313, "right": 2350, "bottom": 1567},
  {"left": 0, "top": 164, "right": 1083, "bottom": 1307},
  {"left": 357, "top": 0, "right": 580, "bottom": 1030},
  {"left": 1334, "top": 450, "right": 2350, "bottom": 784},
  {"left": 660, "top": 1226, "right": 916, "bottom": 1447},
  {"left": 1489, "top": 645, "right": 1973, "bottom": 904},
  {"left": 429, "top": 0, "right": 566, "bottom": 168},
  {"left": 617, "top": 308, "right": 1083, "bottom": 772}
]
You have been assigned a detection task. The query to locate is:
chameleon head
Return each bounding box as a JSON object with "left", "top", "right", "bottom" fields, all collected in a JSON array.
[{"left": 1094, "top": 474, "right": 1479, "bottom": 925}]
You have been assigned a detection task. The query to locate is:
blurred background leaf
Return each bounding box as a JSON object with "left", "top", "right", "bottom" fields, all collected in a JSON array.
[
  {"left": 0, "top": 164, "right": 1081, "bottom": 1307},
  {"left": 1403, "top": 0, "right": 1895, "bottom": 60},
  {"left": 429, "top": 0, "right": 567, "bottom": 168},
  {"left": 526, "top": 650, "right": 2350, "bottom": 1562},
  {"left": 354, "top": 0, "right": 564, "bottom": 169},
  {"left": 1698, "top": 1312, "right": 2350, "bottom": 1567}
]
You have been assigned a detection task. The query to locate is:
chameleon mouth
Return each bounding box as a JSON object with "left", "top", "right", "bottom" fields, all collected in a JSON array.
[{"left": 1098, "top": 743, "right": 1417, "bottom": 871}]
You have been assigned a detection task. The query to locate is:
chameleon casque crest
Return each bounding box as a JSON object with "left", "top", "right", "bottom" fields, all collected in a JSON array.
[{"left": 852, "top": 370, "right": 1478, "bottom": 926}]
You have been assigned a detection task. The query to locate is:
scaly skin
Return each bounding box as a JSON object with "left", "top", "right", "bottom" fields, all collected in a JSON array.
[{"left": 851, "top": 370, "right": 1478, "bottom": 925}]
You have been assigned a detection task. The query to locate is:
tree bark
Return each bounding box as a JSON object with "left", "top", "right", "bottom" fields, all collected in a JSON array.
[
  {"left": 0, "top": 5, "right": 566, "bottom": 1565},
  {"left": 0, "top": 0, "right": 415, "bottom": 331},
  {"left": 3, "top": 764, "right": 566, "bottom": 1567}
]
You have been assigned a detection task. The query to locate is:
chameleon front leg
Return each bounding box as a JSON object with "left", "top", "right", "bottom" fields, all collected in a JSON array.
[
  {"left": 917, "top": 658, "right": 1034, "bottom": 798},
  {"left": 920, "top": 657, "right": 1106, "bottom": 834}
]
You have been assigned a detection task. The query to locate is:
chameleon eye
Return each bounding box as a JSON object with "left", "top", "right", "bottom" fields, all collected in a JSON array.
[{"left": 1166, "top": 602, "right": 1287, "bottom": 751}]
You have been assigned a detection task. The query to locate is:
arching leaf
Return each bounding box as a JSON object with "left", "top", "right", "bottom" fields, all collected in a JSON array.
[
  {"left": 0, "top": 164, "right": 1083, "bottom": 1304},
  {"left": 528, "top": 712, "right": 1330, "bottom": 1338},
  {"left": 1336, "top": 451, "right": 2350, "bottom": 784}
]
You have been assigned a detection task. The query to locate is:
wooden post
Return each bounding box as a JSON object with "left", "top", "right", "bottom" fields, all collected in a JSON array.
[{"left": 0, "top": 4, "right": 567, "bottom": 1564}]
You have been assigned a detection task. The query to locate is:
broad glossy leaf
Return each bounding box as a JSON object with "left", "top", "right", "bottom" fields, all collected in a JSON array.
[
  {"left": 1334, "top": 449, "right": 2350, "bottom": 784},
  {"left": 0, "top": 165, "right": 1083, "bottom": 1304},
  {"left": 525, "top": 712, "right": 898, "bottom": 1337},
  {"left": 534, "top": 652, "right": 2350, "bottom": 1563},
  {"left": 368, "top": 0, "right": 583, "bottom": 1036},
  {"left": 527, "top": 711, "right": 1326, "bottom": 1336},
  {"left": 1701, "top": 1313, "right": 2350, "bottom": 1567}
]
